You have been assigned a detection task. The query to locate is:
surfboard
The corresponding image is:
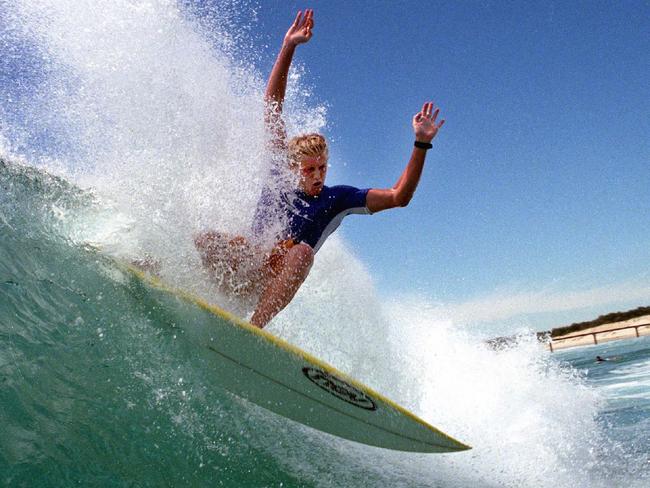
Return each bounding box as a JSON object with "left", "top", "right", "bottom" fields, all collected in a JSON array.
[{"left": 116, "top": 260, "right": 470, "bottom": 453}]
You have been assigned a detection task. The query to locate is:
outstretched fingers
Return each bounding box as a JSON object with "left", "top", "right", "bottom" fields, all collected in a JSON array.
[
  {"left": 415, "top": 101, "right": 445, "bottom": 126},
  {"left": 420, "top": 102, "right": 429, "bottom": 117},
  {"left": 305, "top": 9, "right": 314, "bottom": 32},
  {"left": 293, "top": 10, "right": 302, "bottom": 27},
  {"left": 296, "top": 9, "right": 313, "bottom": 28},
  {"left": 419, "top": 102, "right": 438, "bottom": 118}
]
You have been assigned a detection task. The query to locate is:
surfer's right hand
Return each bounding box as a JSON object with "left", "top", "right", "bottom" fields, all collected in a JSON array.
[{"left": 284, "top": 10, "right": 314, "bottom": 46}]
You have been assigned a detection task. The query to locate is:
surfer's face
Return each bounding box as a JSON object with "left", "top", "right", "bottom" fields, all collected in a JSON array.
[{"left": 299, "top": 154, "right": 328, "bottom": 196}]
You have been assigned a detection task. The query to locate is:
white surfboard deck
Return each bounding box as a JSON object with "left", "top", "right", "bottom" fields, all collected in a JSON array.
[{"left": 116, "top": 260, "right": 470, "bottom": 453}]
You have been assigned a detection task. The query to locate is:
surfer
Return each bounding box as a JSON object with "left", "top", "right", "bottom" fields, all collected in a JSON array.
[{"left": 195, "top": 10, "right": 445, "bottom": 328}]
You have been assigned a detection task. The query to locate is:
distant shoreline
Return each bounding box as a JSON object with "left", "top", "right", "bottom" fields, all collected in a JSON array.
[{"left": 547, "top": 314, "right": 650, "bottom": 351}]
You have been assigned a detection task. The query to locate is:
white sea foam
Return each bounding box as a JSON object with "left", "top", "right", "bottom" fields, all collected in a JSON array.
[
  {"left": 270, "top": 270, "right": 612, "bottom": 487},
  {"left": 599, "top": 360, "right": 650, "bottom": 400}
]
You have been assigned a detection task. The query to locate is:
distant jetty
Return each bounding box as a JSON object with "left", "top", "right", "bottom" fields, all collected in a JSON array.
[
  {"left": 546, "top": 311, "right": 650, "bottom": 351},
  {"left": 486, "top": 306, "right": 650, "bottom": 352}
]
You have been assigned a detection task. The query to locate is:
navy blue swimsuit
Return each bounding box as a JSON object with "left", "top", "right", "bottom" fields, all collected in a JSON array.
[{"left": 252, "top": 184, "right": 370, "bottom": 252}]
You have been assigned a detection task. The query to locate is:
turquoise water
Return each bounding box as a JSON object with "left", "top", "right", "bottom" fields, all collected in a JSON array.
[
  {"left": 0, "top": 160, "right": 313, "bottom": 486},
  {"left": 554, "top": 336, "right": 650, "bottom": 478},
  {"left": 2, "top": 158, "right": 649, "bottom": 487}
]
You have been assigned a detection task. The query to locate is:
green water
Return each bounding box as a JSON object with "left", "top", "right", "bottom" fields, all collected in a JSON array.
[{"left": 0, "top": 160, "right": 314, "bottom": 486}]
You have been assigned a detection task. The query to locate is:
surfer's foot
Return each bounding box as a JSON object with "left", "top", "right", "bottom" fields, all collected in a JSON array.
[
  {"left": 131, "top": 255, "right": 162, "bottom": 277},
  {"left": 194, "top": 231, "right": 254, "bottom": 270}
]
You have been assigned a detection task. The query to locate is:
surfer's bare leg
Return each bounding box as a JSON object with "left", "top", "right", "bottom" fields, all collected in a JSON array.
[
  {"left": 251, "top": 243, "right": 313, "bottom": 328},
  {"left": 194, "top": 231, "right": 261, "bottom": 295},
  {"left": 130, "top": 255, "right": 162, "bottom": 277}
]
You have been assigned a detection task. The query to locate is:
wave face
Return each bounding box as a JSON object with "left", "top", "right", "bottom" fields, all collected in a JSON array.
[
  {"left": 0, "top": 2, "right": 645, "bottom": 487},
  {"left": 0, "top": 159, "right": 326, "bottom": 486}
]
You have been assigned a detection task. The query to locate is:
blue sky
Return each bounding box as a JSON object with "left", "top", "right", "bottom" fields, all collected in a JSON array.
[{"left": 246, "top": 1, "right": 649, "bottom": 330}]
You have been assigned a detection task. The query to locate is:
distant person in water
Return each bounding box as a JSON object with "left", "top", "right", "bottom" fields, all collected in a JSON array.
[
  {"left": 595, "top": 355, "right": 620, "bottom": 362},
  {"left": 194, "top": 10, "right": 445, "bottom": 328}
]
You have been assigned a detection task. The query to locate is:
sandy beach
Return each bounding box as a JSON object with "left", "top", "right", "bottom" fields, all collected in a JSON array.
[{"left": 548, "top": 314, "right": 650, "bottom": 351}]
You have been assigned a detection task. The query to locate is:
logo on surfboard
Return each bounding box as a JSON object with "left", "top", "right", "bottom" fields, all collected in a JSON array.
[{"left": 302, "top": 367, "right": 377, "bottom": 411}]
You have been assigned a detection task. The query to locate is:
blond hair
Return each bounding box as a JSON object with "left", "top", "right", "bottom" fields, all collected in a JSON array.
[{"left": 287, "top": 133, "right": 328, "bottom": 167}]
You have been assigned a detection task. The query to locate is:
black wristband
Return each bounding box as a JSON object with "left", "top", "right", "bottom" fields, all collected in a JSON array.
[{"left": 414, "top": 141, "right": 433, "bottom": 150}]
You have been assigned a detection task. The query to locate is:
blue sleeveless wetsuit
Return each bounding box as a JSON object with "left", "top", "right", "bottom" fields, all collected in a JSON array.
[{"left": 252, "top": 185, "right": 370, "bottom": 253}]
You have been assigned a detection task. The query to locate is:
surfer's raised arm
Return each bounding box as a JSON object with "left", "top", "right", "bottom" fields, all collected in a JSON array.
[
  {"left": 366, "top": 102, "right": 445, "bottom": 213},
  {"left": 264, "top": 9, "right": 314, "bottom": 150}
]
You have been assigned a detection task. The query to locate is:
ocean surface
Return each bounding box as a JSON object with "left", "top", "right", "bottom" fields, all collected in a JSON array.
[
  {"left": 2, "top": 157, "right": 649, "bottom": 487},
  {"left": 553, "top": 335, "right": 650, "bottom": 476},
  {"left": 1, "top": 2, "right": 649, "bottom": 486}
]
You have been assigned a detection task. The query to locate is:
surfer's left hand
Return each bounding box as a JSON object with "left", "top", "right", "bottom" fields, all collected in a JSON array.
[
  {"left": 413, "top": 102, "right": 445, "bottom": 143},
  {"left": 284, "top": 9, "right": 314, "bottom": 46}
]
